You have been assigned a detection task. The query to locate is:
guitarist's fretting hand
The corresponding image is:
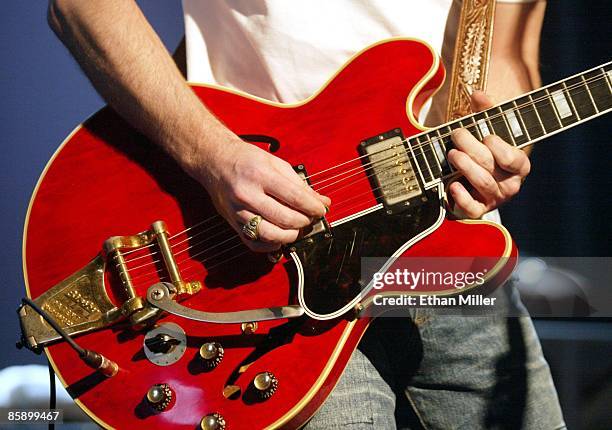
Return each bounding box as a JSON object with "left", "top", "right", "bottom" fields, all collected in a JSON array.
[{"left": 447, "top": 91, "right": 531, "bottom": 219}]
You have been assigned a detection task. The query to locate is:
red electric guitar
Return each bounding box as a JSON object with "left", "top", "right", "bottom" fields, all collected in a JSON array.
[{"left": 18, "top": 39, "right": 611, "bottom": 429}]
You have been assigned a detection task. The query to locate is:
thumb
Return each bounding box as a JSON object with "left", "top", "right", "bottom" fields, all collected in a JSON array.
[{"left": 470, "top": 90, "right": 495, "bottom": 112}]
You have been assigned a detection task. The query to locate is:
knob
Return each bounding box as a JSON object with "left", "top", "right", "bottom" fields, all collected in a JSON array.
[
  {"left": 199, "top": 342, "right": 224, "bottom": 368},
  {"left": 253, "top": 371, "right": 278, "bottom": 399},
  {"left": 146, "top": 383, "right": 173, "bottom": 411},
  {"left": 200, "top": 412, "right": 226, "bottom": 430}
]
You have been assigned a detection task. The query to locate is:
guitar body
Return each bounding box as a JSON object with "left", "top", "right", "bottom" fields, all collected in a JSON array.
[{"left": 23, "top": 39, "right": 516, "bottom": 429}]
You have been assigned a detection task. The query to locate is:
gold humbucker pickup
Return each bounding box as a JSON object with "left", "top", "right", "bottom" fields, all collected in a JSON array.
[{"left": 359, "top": 129, "right": 424, "bottom": 214}]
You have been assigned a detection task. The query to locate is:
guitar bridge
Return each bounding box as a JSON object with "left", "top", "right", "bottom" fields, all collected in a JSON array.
[
  {"left": 359, "top": 129, "right": 426, "bottom": 214},
  {"left": 287, "top": 164, "right": 332, "bottom": 252}
]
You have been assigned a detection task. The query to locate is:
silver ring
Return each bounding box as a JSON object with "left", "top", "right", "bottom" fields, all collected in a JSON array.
[{"left": 242, "top": 215, "right": 262, "bottom": 241}]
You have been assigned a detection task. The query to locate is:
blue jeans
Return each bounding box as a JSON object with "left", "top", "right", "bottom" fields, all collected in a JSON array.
[{"left": 305, "top": 285, "right": 566, "bottom": 429}]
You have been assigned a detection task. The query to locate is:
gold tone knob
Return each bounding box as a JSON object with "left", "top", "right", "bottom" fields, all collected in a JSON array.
[
  {"left": 199, "top": 342, "right": 224, "bottom": 368},
  {"left": 241, "top": 321, "right": 258, "bottom": 334},
  {"left": 200, "top": 412, "right": 226, "bottom": 430},
  {"left": 146, "top": 383, "right": 172, "bottom": 411},
  {"left": 253, "top": 371, "right": 278, "bottom": 399}
]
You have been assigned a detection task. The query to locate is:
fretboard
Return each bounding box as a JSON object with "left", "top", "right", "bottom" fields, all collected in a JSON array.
[{"left": 408, "top": 61, "right": 612, "bottom": 186}]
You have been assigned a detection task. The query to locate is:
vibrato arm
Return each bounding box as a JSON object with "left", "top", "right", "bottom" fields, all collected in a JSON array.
[{"left": 146, "top": 283, "right": 304, "bottom": 323}]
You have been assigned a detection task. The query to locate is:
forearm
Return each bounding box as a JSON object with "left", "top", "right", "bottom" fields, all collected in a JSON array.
[
  {"left": 487, "top": 1, "right": 546, "bottom": 100},
  {"left": 487, "top": 1, "right": 546, "bottom": 156},
  {"left": 48, "top": 0, "right": 231, "bottom": 178}
]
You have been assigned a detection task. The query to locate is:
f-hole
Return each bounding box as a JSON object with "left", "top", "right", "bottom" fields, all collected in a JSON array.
[{"left": 239, "top": 134, "right": 281, "bottom": 153}]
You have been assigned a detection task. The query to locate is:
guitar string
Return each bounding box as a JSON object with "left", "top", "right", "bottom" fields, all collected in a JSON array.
[
  {"left": 139, "top": 76, "right": 612, "bottom": 283},
  {"left": 127, "top": 152, "right": 414, "bottom": 280},
  {"left": 120, "top": 71, "right": 611, "bottom": 263},
  {"left": 125, "top": 93, "right": 610, "bottom": 286},
  {"left": 118, "top": 75, "right": 612, "bottom": 278},
  {"left": 294, "top": 70, "right": 612, "bottom": 184},
  {"left": 115, "top": 74, "right": 611, "bottom": 272},
  {"left": 119, "top": 75, "right": 612, "bottom": 279}
]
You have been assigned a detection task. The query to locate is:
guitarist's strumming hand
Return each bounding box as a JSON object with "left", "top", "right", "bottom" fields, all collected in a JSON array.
[
  {"left": 184, "top": 132, "right": 331, "bottom": 253},
  {"left": 47, "top": 0, "right": 330, "bottom": 254},
  {"left": 447, "top": 91, "right": 531, "bottom": 218}
]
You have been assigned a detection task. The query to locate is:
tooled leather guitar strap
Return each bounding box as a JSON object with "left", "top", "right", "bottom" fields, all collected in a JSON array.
[{"left": 446, "top": 0, "right": 497, "bottom": 121}]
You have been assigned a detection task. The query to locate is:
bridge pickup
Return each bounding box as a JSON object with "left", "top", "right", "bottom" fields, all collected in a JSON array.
[{"left": 359, "top": 129, "right": 425, "bottom": 214}]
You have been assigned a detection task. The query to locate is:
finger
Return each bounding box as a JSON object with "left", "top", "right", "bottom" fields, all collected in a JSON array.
[
  {"left": 248, "top": 193, "right": 312, "bottom": 229},
  {"left": 244, "top": 239, "right": 282, "bottom": 253},
  {"left": 495, "top": 173, "right": 522, "bottom": 200},
  {"left": 448, "top": 181, "right": 488, "bottom": 219},
  {"left": 470, "top": 90, "right": 494, "bottom": 112},
  {"left": 451, "top": 128, "right": 495, "bottom": 173},
  {"left": 448, "top": 149, "right": 502, "bottom": 202},
  {"left": 483, "top": 135, "right": 531, "bottom": 176},
  {"left": 223, "top": 216, "right": 280, "bottom": 253},
  {"left": 236, "top": 210, "right": 299, "bottom": 245},
  {"left": 264, "top": 172, "right": 328, "bottom": 218},
  {"left": 275, "top": 161, "right": 332, "bottom": 208}
]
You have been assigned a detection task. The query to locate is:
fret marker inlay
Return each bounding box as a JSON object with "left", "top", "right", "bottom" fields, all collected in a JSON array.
[
  {"left": 431, "top": 137, "right": 446, "bottom": 167},
  {"left": 551, "top": 90, "right": 573, "bottom": 119},
  {"left": 477, "top": 119, "right": 490, "bottom": 137},
  {"left": 504, "top": 110, "right": 523, "bottom": 137}
]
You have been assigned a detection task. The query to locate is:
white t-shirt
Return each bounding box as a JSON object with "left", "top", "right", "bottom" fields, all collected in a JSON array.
[{"left": 182, "top": 0, "right": 539, "bottom": 223}]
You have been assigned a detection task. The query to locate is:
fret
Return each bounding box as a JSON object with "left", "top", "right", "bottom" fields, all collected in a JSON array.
[
  {"left": 561, "top": 82, "right": 580, "bottom": 120},
  {"left": 530, "top": 90, "right": 562, "bottom": 133},
  {"left": 568, "top": 76, "right": 597, "bottom": 118},
  {"left": 461, "top": 116, "right": 483, "bottom": 141},
  {"left": 473, "top": 112, "right": 492, "bottom": 138},
  {"left": 549, "top": 83, "right": 577, "bottom": 127},
  {"left": 602, "top": 67, "right": 612, "bottom": 92},
  {"left": 516, "top": 96, "right": 545, "bottom": 139},
  {"left": 581, "top": 74, "right": 599, "bottom": 113},
  {"left": 501, "top": 102, "right": 529, "bottom": 145},
  {"left": 436, "top": 127, "right": 456, "bottom": 174},
  {"left": 431, "top": 130, "right": 454, "bottom": 177},
  {"left": 417, "top": 138, "right": 434, "bottom": 181},
  {"left": 448, "top": 121, "right": 462, "bottom": 132},
  {"left": 406, "top": 139, "right": 428, "bottom": 185},
  {"left": 416, "top": 135, "right": 442, "bottom": 180},
  {"left": 426, "top": 133, "right": 445, "bottom": 169},
  {"left": 584, "top": 70, "right": 612, "bottom": 112},
  {"left": 512, "top": 100, "right": 532, "bottom": 141},
  {"left": 409, "top": 138, "right": 434, "bottom": 184},
  {"left": 489, "top": 106, "right": 516, "bottom": 145},
  {"left": 544, "top": 88, "right": 564, "bottom": 127}
]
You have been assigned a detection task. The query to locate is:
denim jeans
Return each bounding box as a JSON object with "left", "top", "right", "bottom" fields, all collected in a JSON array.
[{"left": 304, "top": 285, "right": 566, "bottom": 429}]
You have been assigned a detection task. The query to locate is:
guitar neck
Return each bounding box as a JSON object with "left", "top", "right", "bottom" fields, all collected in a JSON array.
[{"left": 408, "top": 61, "right": 612, "bottom": 186}]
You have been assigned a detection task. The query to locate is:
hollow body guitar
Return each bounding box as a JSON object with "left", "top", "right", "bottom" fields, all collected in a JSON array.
[{"left": 21, "top": 38, "right": 611, "bottom": 429}]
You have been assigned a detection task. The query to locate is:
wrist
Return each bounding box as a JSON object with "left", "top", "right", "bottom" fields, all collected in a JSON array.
[{"left": 169, "top": 124, "right": 242, "bottom": 189}]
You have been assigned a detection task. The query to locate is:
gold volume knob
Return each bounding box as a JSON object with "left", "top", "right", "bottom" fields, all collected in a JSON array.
[
  {"left": 200, "top": 412, "right": 226, "bottom": 430},
  {"left": 199, "top": 342, "right": 224, "bottom": 368},
  {"left": 146, "top": 383, "right": 173, "bottom": 411},
  {"left": 253, "top": 371, "right": 278, "bottom": 399}
]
